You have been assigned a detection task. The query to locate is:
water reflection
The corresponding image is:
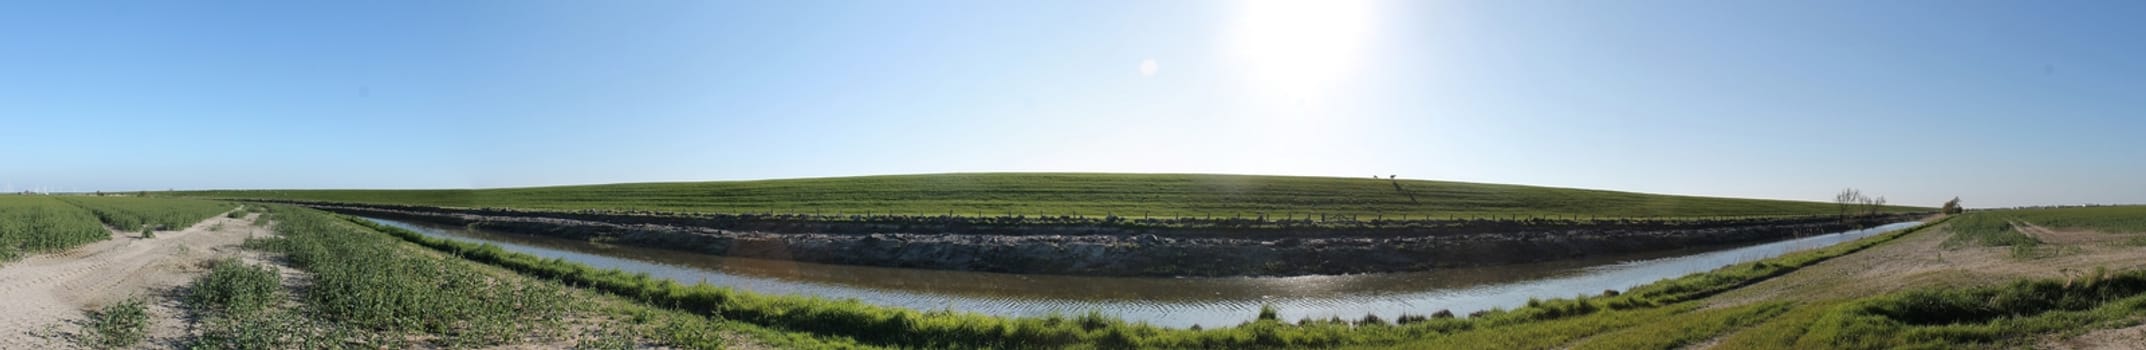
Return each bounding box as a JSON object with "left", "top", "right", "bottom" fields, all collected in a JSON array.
[{"left": 367, "top": 218, "right": 1919, "bottom": 328}]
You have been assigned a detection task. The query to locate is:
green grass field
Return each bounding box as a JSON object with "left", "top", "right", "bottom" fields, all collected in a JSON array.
[
  {"left": 1940, "top": 206, "right": 2146, "bottom": 258},
  {"left": 1, "top": 195, "right": 234, "bottom": 264},
  {"left": 56, "top": 196, "right": 235, "bottom": 232},
  {"left": 0, "top": 196, "right": 111, "bottom": 263},
  {"left": 169, "top": 173, "right": 1927, "bottom": 219},
  {"left": 1983, "top": 205, "right": 2146, "bottom": 233}
]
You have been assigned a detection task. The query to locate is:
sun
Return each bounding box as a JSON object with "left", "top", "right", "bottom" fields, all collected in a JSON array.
[{"left": 1229, "top": 0, "right": 1375, "bottom": 99}]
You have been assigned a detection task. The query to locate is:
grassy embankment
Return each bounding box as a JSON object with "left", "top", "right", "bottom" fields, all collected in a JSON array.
[{"left": 169, "top": 173, "right": 1927, "bottom": 219}]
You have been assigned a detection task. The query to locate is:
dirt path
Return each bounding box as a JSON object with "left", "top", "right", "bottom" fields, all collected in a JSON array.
[
  {"left": 2058, "top": 323, "right": 2146, "bottom": 350},
  {"left": 0, "top": 211, "right": 265, "bottom": 349}
]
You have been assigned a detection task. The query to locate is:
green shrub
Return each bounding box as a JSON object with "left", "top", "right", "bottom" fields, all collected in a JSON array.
[
  {"left": 187, "top": 259, "right": 281, "bottom": 316},
  {"left": 83, "top": 297, "right": 150, "bottom": 349}
]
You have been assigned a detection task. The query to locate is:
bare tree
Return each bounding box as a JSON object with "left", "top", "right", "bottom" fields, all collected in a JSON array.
[
  {"left": 1870, "top": 196, "right": 1887, "bottom": 216},
  {"left": 1835, "top": 188, "right": 1862, "bottom": 219}
]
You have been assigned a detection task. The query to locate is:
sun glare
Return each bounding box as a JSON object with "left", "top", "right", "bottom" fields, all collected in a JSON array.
[{"left": 1230, "top": 0, "right": 1375, "bottom": 99}]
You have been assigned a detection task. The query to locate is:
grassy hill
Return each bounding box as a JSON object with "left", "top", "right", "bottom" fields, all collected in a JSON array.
[{"left": 169, "top": 173, "right": 1926, "bottom": 219}]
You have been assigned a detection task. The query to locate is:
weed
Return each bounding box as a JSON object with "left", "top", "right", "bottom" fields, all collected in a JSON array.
[
  {"left": 82, "top": 297, "right": 150, "bottom": 349},
  {"left": 186, "top": 258, "right": 281, "bottom": 316}
]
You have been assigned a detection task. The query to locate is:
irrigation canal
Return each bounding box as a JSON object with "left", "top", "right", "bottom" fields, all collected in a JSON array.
[{"left": 363, "top": 217, "right": 1920, "bottom": 328}]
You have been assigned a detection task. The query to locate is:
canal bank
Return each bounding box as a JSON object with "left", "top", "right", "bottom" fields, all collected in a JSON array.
[
  {"left": 290, "top": 202, "right": 1920, "bottom": 277},
  {"left": 366, "top": 216, "right": 1922, "bottom": 328}
]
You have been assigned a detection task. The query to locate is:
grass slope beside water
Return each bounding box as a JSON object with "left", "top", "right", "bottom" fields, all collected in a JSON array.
[
  {"left": 187, "top": 205, "right": 860, "bottom": 349},
  {"left": 170, "top": 173, "right": 1926, "bottom": 219}
]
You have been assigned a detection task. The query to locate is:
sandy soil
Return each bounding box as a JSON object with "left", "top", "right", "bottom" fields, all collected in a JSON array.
[
  {"left": 0, "top": 211, "right": 264, "bottom": 349},
  {"left": 2057, "top": 323, "right": 2146, "bottom": 350}
]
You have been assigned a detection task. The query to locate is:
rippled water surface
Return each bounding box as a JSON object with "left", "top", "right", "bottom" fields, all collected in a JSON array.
[{"left": 365, "top": 217, "right": 1920, "bottom": 328}]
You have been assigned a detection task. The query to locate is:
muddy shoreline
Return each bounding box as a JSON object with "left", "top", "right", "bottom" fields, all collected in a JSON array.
[{"left": 269, "top": 201, "right": 1921, "bottom": 277}]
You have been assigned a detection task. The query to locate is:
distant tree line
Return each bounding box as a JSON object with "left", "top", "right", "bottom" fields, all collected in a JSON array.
[{"left": 1834, "top": 188, "right": 1890, "bottom": 220}]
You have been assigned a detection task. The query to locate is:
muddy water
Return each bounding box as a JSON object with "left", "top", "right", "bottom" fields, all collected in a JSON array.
[{"left": 364, "top": 217, "right": 1919, "bottom": 328}]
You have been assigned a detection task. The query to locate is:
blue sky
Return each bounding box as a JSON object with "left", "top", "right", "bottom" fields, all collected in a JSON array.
[{"left": 2, "top": 1, "right": 2141, "bottom": 208}]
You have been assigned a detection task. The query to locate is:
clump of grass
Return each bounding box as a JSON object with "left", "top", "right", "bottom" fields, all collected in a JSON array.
[
  {"left": 1799, "top": 268, "right": 2146, "bottom": 349},
  {"left": 187, "top": 258, "right": 281, "bottom": 316},
  {"left": 82, "top": 297, "right": 150, "bottom": 349}
]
